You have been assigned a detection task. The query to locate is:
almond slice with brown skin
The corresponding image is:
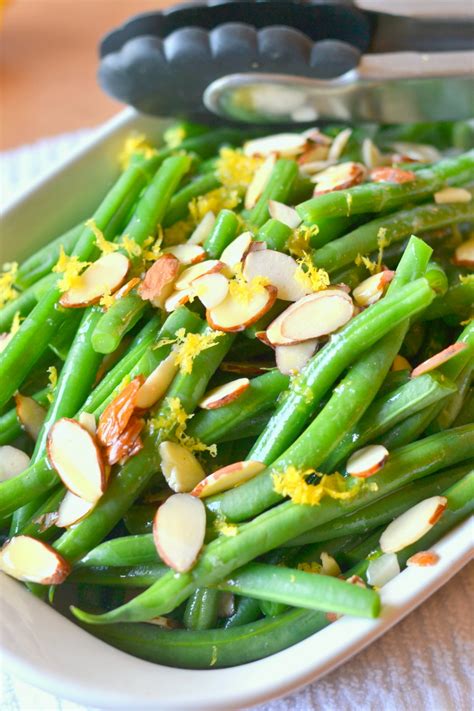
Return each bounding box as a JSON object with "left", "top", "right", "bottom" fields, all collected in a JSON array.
[
  {"left": 243, "top": 249, "right": 308, "bottom": 302},
  {"left": 352, "top": 270, "right": 394, "bottom": 307},
  {"left": 56, "top": 490, "right": 95, "bottom": 528},
  {"left": 193, "top": 272, "right": 229, "bottom": 309},
  {"left": 406, "top": 551, "right": 440, "bottom": 567},
  {"left": 361, "top": 138, "right": 384, "bottom": 169},
  {"left": 299, "top": 159, "right": 337, "bottom": 177},
  {"left": 220, "top": 233, "right": 254, "bottom": 269},
  {"left": 187, "top": 211, "right": 216, "bottom": 246},
  {"left": 301, "top": 127, "right": 332, "bottom": 146},
  {"left": 153, "top": 494, "right": 206, "bottom": 573},
  {"left": 411, "top": 342, "right": 467, "bottom": 378},
  {"left": 346, "top": 444, "right": 389, "bottom": 478},
  {"left": 111, "top": 276, "right": 142, "bottom": 304},
  {"left": 275, "top": 339, "right": 318, "bottom": 375},
  {"left": 59, "top": 253, "right": 130, "bottom": 308},
  {"left": 298, "top": 144, "right": 330, "bottom": 166},
  {"left": 164, "top": 288, "right": 192, "bottom": 312},
  {"left": 159, "top": 441, "right": 206, "bottom": 493},
  {"left": 0, "top": 536, "right": 71, "bottom": 584},
  {"left": 14, "top": 394, "right": 46, "bottom": 441},
  {"left": 434, "top": 187, "right": 472, "bottom": 204},
  {"left": 97, "top": 375, "right": 144, "bottom": 447},
  {"left": 0, "top": 446, "right": 30, "bottom": 481},
  {"left": 207, "top": 285, "right": 277, "bottom": 333},
  {"left": 366, "top": 553, "right": 400, "bottom": 587},
  {"left": 370, "top": 167, "right": 416, "bottom": 184},
  {"left": 328, "top": 128, "right": 352, "bottom": 160},
  {"left": 198, "top": 378, "right": 250, "bottom": 409},
  {"left": 135, "top": 353, "right": 178, "bottom": 410},
  {"left": 78, "top": 412, "right": 97, "bottom": 437},
  {"left": 138, "top": 254, "right": 180, "bottom": 309},
  {"left": 267, "top": 290, "right": 354, "bottom": 345},
  {"left": 175, "top": 260, "right": 224, "bottom": 291},
  {"left": 312, "top": 162, "right": 366, "bottom": 195},
  {"left": 104, "top": 415, "right": 144, "bottom": 466},
  {"left": 243, "top": 133, "right": 307, "bottom": 158},
  {"left": 48, "top": 418, "right": 106, "bottom": 503},
  {"left": 245, "top": 155, "right": 276, "bottom": 210},
  {"left": 163, "top": 244, "right": 207, "bottom": 265},
  {"left": 191, "top": 460, "right": 265, "bottom": 498},
  {"left": 268, "top": 201, "right": 302, "bottom": 229},
  {"left": 379, "top": 496, "right": 447, "bottom": 553},
  {"left": 453, "top": 237, "right": 474, "bottom": 268}
]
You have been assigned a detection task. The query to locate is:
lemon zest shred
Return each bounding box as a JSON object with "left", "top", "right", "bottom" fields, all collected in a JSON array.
[
  {"left": 228, "top": 263, "right": 270, "bottom": 305},
  {"left": 46, "top": 365, "right": 58, "bottom": 404},
  {"left": 210, "top": 645, "right": 218, "bottom": 667},
  {"left": 150, "top": 397, "right": 216, "bottom": 455},
  {"left": 163, "top": 218, "right": 194, "bottom": 246},
  {"left": 288, "top": 225, "right": 319, "bottom": 258},
  {"left": 188, "top": 188, "right": 240, "bottom": 224},
  {"left": 119, "top": 235, "right": 142, "bottom": 258},
  {"left": 163, "top": 126, "right": 186, "bottom": 149},
  {"left": 118, "top": 133, "right": 156, "bottom": 171},
  {"left": 272, "top": 466, "right": 360, "bottom": 506},
  {"left": 86, "top": 219, "right": 118, "bottom": 256},
  {"left": 142, "top": 230, "right": 163, "bottom": 262},
  {"left": 215, "top": 519, "right": 239, "bottom": 537},
  {"left": 459, "top": 274, "right": 474, "bottom": 285},
  {"left": 172, "top": 328, "right": 223, "bottom": 375},
  {"left": 216, "top": 148, "right": 263, "bottom": 190},
  {"left": 52, "top": 247, "right": 90, "bottom": 292},
  {"left": 297, "top": 561, "right": 322, "bottom": 574},
  {"left": 0, "top": 262, "right": 18, "bottom": 309},
  {"left": 376, "top": 227, "right": 390, "bottom": 270},
  {"left": 355, "top": 253, "right": 378, "bottom": 275},
  {"left": 295, "top": 252, "right": 330, "bottom": 292},
  {"left": 10, "top": 311, "right": 22, "bottom": 335},
  {"left": 99, "top": 285, "right": 115, "bottom": 310}
]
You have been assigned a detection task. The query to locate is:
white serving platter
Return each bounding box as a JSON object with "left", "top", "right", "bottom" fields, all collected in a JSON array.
[{"left": 0, "top": 108, "right": 472, "bottom": 709}]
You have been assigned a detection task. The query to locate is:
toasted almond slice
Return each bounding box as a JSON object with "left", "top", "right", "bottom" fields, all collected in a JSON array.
[
  {"left": 390, "top": 141, "right": 441, "bottom": 163},
  {"left": 138, "top": 254, "right": 180, "bottom": 309},
  {"left": 187, "top": 211, "right": 216, "bottom": 245},
  {"left": 391, "top": 354, "right": 412, "bottom": 372},
  {"left": 104, "top": 415, "right": 144, "bottom": 466},
  {"left": 193, "top": 272, "right": 229, "bottom": 309},
  {"left": 56, "top": 490, "right": 95, "bottom": 528},
  {"left": 312, "top": 162, "right": 366, "bottom": 195},
  {"left": 0, "top": 536, "right": 71, "bottom": 584},
  {"left": 0, "top": 446, "right": 30, "bottom": 481},
  {"left": 244, "top": 155, "right": 276, "bottom": 210},
  {"left": 207, "top": 284, "right": 277, "bottom": 333},
  {"left": 370, "top": 167, "right": 416, "bottom": 184},
  {"left": 113, "top": 276, "right": 141, "bottom": 301},
  {"left": 302, "top": 127, "right": 332, "bottom": 145},
  {"left": 191, "top": 460, "right": 265, "bottom": 498},
  {"left": 135, "top": 353, "right": 178, "bottom": 410},
  {"left": 453, "top": 237, "right": 474, "bottom": 268},
  {"left": 159, "top": 441, "right": 206, "bottom": 493},
  {"left": 380, "top": 496, "right": 447, "bottom": 553},
  {"left": 14, "top": 394, "right": 46, "bottom": 441},
  {"left": 97, "top": 376, "right": 144, "bottom": 447},
  {"left": 299, "top": 159, "right": 337, "bottom": 177},
  {"left": 220, "top": 233, "right": 254, "bottom": 269},
  {"left": 59, "top": 253, "right": 130, "bottom": 308},
  {"left": 346, "top": 574, "right": 367, "bottom": 589},
  {"left": 320, "top": 552, "right": 341, "bottom": 577},
  {"left": 255, "top": 330, "right": 274, "bottom": 348},
  {"left": 352, "top": 270, "right": 394, "bottom": 307},
  {"left": 153, "top": 493, "right": 206, "bottom": 572},
  {"left": 175, "top": 260, "right": 224, "bottom": 291},
  {"left": 275, "top": 340, "right": 318, "bottom": 375},
  {"left": 298, "top": 144, "right": 330, "bottom": 166},
  {"left": 361, "top": 138, "right": 384, "bottom": 169},
  {"left": 243, "top": 133, "right": 307, "bottom": 158},
  {"left": 48, "top": 418, "right": 106, "bottom": 502},
  {"left": 78, "top": 412, "right": 96, "bottom": 437},
  {"left": 199, "top": 378, "right": 250, "bottom": 409},
  {"left": 220, "top": 361, "right": 273, "bottom": 376},
  {"left": 366, "top": 553, "right": 400, "bottom": 587},
  {"left": 164, "top": 288, "right": 191, "bottom": 312},
  {"left": 268, "top": 201, "right": 302, "bottom": 230},
  {"left": 406, "top": 551, "right": 440, "bottom": 567},
  {"left": 248, "top": 241, "right": 267, "bottom": 253},
  {"left": 328, "top": 128, "right": 352, "bottom": 160},
  {"left": 434, "top": 187, "right": 472, "bottom": 204},
  {"left": 346, "top": 444, "right": 389, "bottom": 478},
  {"left": 267, "top": 290, "right": 354, "bottom": 345},
  {"left": 243, "top": 249, "right": 308, "bottom": 302},
  {"left": 411, "top": 342, "right": 467, "bottom": 378},
  {"left": 163, "top": 244, "right": 207, "bottom": 265}
]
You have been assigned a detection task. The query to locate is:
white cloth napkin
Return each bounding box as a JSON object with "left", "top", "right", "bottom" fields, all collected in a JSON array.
[{"left": 0, "top": 133, "right": 473, "bottom": 711}]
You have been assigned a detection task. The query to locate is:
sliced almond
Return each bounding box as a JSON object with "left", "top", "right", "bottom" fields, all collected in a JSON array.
[
  {"left": 243, "top": 133, "right": 307, "bottom": 158},
  {"left": 164, "top": 288, "right": 192, "bottom": 312},
  {"left": 198, "top": 378, "right": 250, "bottom": 409},
  {"left": 299, "top": 159, "right": 337, "bottom": 177},
  {"left": 248, "top": 241, "right": 267, "bottom": 253},
  {"left": 56, "top": 490, "right": 95, "bottom": 528},
  {"left": 0, "top": 446, "right": 30, "bottom": 481},
  {"left": 453, "top": 237, "right": 474, "bottom": 268},
  {"left": 244, "top": 154, "right": 276, "bottom": 210},
  {"left": 14, "top": 394, "right": 46, "bottom": 441},
  {"left": 175, "top": 260, "right": 224, "bottom": 291},
  {"left": 361, "top": 138, "right": 384, "bottom": 169},
  {"left": 207, "top": 284, "right": 277, "bottom": 333},
  {"left": 411, "top": 342, "right": 467, "bottom": 378},
  {"left": 266, "top": 290, "right": 354, "bottom": 345},
  {"left": 298, "top": 144, "right": 330, "bottom": 166},
  {"left": 97, "top": 376, "right": 144, "bottom": 447},
  {"left": 390, "top": 141, "right": 441, "bottom": 163},
  {"left": 434, "top": 187, "right": 472, "bottom": 204},
  {"left": 193, "top": 272, "right": 229, "bottom": 309},
  {"left": 328, "top": 128, "right": 352, "bottom": 160},
  {"left": 352, "top": 270, "right": 394, "bottom": 307},
  {"left": 59, "top": 253, "right": 130, "bottom": 308},
  {"left": 135, "top": 353, "right": 178, "bottom": 410},
  {"left": 0, "top": 536, "right": 71, "bottom": 584},
  {"left": 379, "top": 496, "right": 447, "bottom": 553},
  {"left": 104, "top": 415, "right": 144, "bottom": 466},
  {"left": 163, "top": 244, "right": 207, "bottom": 265},
  {"left": 187, "top": 211, "right": 216, "bottom": 246},
  {"left": 78, "top": 412, "right": 96, "bottom": 437},
  {"left": 406, "top": 551, "right": 440, "bottom": 567},
  {"left": 153, "top": 493, "right": 206, "bottom": 573},
  {"left": 346, "top": 444, "right": 389, "bottom": 478},
  {"left": 191, "top": 460, "right": 265, "bottom": 498},
  {"left": 138, "top": 254, "right": 180, "bottom": 309},
  {"left": 366, "top": 553, "right": 400, "bottom": 587},
  {"left": 243, "top": 249, "right": 307, "bottom": 302},
  {"left": 255, "top": 330, "right": 274, "bottom": 348},
  {"left": 370, "top": 167, "right": 416, "bottom": 184},
  {"left": 275, "top": 340, "right": 318, "bottom": 375},
  {"left": 48, "top": 418, "right": 106, "bottom": 503},
  {"left": 159, "top": 441, "right": 206, "bottom": 493},
  {"left": 320, "top": 551, "right": 341, "bottom": 577},
  {"left": 220, "top": 233, "right": 254, "bottom": 270},
  {"left": 312, "top": 162, "right": 366, "bottom": 195},
  {"left": 268, "top": 201, "right": 302, "bottom": 230}
]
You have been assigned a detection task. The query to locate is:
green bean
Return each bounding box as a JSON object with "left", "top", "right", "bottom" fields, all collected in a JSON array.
[
  {"left": 452, "top": 387, "right": 474, "bottom": 427},
  {"left": 452, "top": 120, "right": 474, "bottom": 150},
  {"left": 123, "top": 505, "right": 155, "bottom": 535},
  {"left": 91, "top": 292, "right": 147, "bottom": 355},
  {"left": 15, "top": 224, "right": 83, "bottom": 289},
  {"left": 218, "top": 410, "right": 272, "bottom": 443},
  {"left": 163, "top": 173, "right": 220, "bottom": 227},
  {"left": 78, "top": 534, "right": 159, "bottom": 568},
  {"left": 184, "top": 589, "right": 220, "bottom": 630},
  {"left": 203, "top": 209, "right": 240, "bottom": 260},
  {"left": 224, "top": 596, "right": 262, "bottom": 628},
  {"left": 424, "top": 261, "right": 449, "bottom": 296},
  {"left": 48, "top": 310, "right": 83, "bottom": 361},
  {"left": 423, "top": 279, "right": 474, "bottom": 321},
  {"left": 428, "top": 362, "right": 473, "bottom": 433},
  {"left": 256, "top": 219, "right": 292, "bottom": 251},
  {"left": 20, "top": 486, "right": 65, "bottom": 541},
  {"left": 0, "top": 281, "right": 44, "bottom": 333},
  {"left": 71, "top": 426, "right": 474, "bottom": 623},
  {"left": 0, "top": 387, "right": 49, "bottom": 446},
  {"left": 296, "top": 151, "right": 474, "bottom": 222},
  {"left": 69, "top": 563, "right": 168, "bottom": 587},
  {"left": 258, "top": 599, "right": 289, "bottom": 617},
  {"left": 248, "top": 160, "right": 298, "bottom": 229},
  {"left": 309, "top": 216, "right": 360, "bottom": 249},
  {"left": 377, "top": 369, "right": 411, "bottom": 397}
]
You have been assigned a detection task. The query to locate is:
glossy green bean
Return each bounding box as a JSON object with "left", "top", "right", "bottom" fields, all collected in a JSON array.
[
  {"left": 163, "top": 173, "right": 220, "bottom": 227},
  {"left": 78, "top": 534, "right": 159, "bottom": 568},
  {"left": 15, "top": 224, "right": 83, "bottom": 289},
  {"left": 423, "top": 279, "right": 474, "bottom": 321},
  {"left": 203, "top": 209, "right": 240, "bottom": 259},
  {"left": 69, "top": 563, "right": 168, "bottom": 587},
  {"left": 184, "top": 589, "right": 220, "bottom": 630},
  {"left": 224, "top": 596, "right": 262, "bottom": 628},
  {"left": 256, "top": 219, "right": 292, "bottom": 251},
  {"left": 248, "top": 160, "right": 298, "bottom": 229},
  {"left": 91, "top": 292, "right": 146, "bottom": 355}
]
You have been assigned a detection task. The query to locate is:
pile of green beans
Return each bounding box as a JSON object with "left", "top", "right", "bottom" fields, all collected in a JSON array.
[{"left": 0, "top": 120, "right": 472, "bottom": 670}]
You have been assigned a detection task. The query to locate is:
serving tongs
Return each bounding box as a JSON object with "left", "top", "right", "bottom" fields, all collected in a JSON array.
[{"left": 99, "top": 0, "right": 474, "bottom": 124}]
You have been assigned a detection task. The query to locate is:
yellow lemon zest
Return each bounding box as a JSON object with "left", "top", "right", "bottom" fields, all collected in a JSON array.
[
  {"left": 10, "top": 311, "right": 22, "bottom": 335},
  {"left": 216, "top": 147, "right": 263, "bottom": 190},
  {"left": 189, "top": 188, "right": 240, "bottom": 224},
  {"left": 288, "top": 225, "right": 319, "bottom": 258},
  {"left": 163, "top": 218, "right": 194, "bottom": 246},
  {"left": 459, "top": 274, "right": 474, "bottom": 285},
  {"left": 210, "top": 645, "right": 218, "bottom": 667},
  {"left": 47, "top": 365, "right": 58, "bottom": 404},
  {"left": 295, "top": 252, "right": 330, "bottom": 292},
  {"left": 355, "top": 253, "right": 378, "bottom": 275},
  {"left": 297, "top": 561, "right": 322, "bottom": 574},
  {"left": 52, "top": 247, "right": 90, "bottom": 292},
  {"left": 272, "top": 466, "right": 360, "bottom": 506},
  {"left": 99, "top": 285, "right": 115, "bottom": 310},
  {"left": 215, "top": 519, "right": 239, "bottom": 537},
  {"left": 119, "top": 235, "right": 142, "bottom": 258},
  {"left": 142, "top": 230, "right": 163, "bottom": 262},
  {"left": 163, "top": 125, "right": 186, "bottom": 149},
  {"left": 0, "top": 262, "right": 18, "bottom": 309},
  {"left": 86, "top": 219, "right": 118, "bottom": 255},
  {"left": 150, "top": 397, "right": 216, "bottom": 455},
  {"left": 173, "top": 327, "right": 223, "bottom": 375},
  {"left": 345, "top": 192, "right": 353, "bottom": 215},
  {"left": 118, "top": 133, "right": 156, "bottom": 170},
  {"left": 376, "top": 227, "right": 390, "bottom": 270},
  {"left": 228, "top": 262, "right": 270, "bottom": 305}
]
